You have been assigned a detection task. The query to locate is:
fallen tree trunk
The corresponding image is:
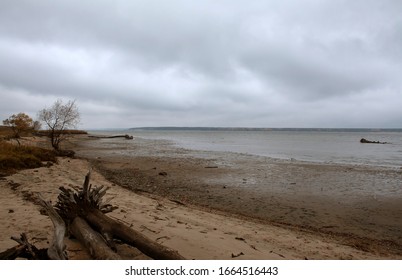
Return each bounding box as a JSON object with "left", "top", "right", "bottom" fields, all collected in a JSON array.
[
  {"left": 360, "top": 138, "right": 387, "bottom": 144},
  {"left": 70, "top": 217, "right": 121, "bottom": 260},
  {"left": 85, "top": 209, "right": 185, "bottom": 260},
  {"left": 55, "top": 172, "right": 185, "bottom": 260},
  {"left": 88, "top": 134, "right": 133, "bottom": 140},
  {"left": 1, "top": 172, "right": 185, "bottom": 260}
]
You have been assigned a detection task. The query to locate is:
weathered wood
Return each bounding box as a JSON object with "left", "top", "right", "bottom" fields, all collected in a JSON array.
[
  {"left": 0, "top": 233, "right": 47, "bottom": 260},
  {"left": 70, "top": 217, "right": 121, "bottom": 260},
  {"left": 37, "top": 195, "right": 68, "bottom": 260},
  {"left": 88, "top": 134, "right": 133, "bottom": 140},
  {"left": 360, "top": 138, "right": 387, "bottom": 144},
  {"left": 4, "top": 171, "right": 187, "bottom": 260},
  {"left": 85, "top": 209, "right": 185, "bottom": 260},
  {"left": 55, "top": 172, "right": 185, "bottom": 259},
  {"left": 0, "top": 244, "right": 27, "bottom": 260},
  {"left": 55, "top": 172, "right": 118, "bottom": 220}
]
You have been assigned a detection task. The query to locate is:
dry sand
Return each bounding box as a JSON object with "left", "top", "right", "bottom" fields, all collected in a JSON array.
[{"left": 0, "top": 135, "right": 401, "bottom": 259}]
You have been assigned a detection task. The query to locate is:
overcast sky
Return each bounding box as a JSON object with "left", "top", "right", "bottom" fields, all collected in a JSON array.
[{"left": 1, "top": 0, "right": 401, "bottom": 129}]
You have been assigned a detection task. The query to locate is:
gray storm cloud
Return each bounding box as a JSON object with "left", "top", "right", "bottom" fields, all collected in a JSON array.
[{"left": 0, "top": 0, "right": 401, "bottom": 128}]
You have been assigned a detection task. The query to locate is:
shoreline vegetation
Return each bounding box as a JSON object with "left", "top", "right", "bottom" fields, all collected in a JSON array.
[
  {"left": 1, "top": 130, "right": 401, "bottom": 259},
  {"left": 0, "top": 126, "right": 87, "bottom": 176},
  {"left": 0, "top": 141, "right": 57, "bottom": 176}
]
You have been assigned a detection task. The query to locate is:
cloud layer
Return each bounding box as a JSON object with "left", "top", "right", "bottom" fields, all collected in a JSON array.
[{"left": 1, "top": 0, "right": 401, "bottom": 128}]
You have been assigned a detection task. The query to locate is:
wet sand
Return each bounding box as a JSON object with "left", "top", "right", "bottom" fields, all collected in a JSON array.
[{"left": 73, "top": 135, "right": 402, "bottom": 257}]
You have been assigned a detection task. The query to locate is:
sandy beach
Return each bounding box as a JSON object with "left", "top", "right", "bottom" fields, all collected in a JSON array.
[{"left": 1, "top": 135, "right": 401, "bottom": 259}]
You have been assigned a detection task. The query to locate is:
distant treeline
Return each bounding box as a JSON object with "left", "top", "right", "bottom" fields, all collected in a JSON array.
[{"left": 129, "top": 127, "right": 402, "bottom": 132}]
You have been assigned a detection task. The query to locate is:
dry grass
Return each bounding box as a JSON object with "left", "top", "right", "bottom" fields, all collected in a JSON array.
[
  {"left": 0, "top": 141, "right": 57, "bottom": 176},
  {"left": 0, "top": 126, "right": 85, "bottom": 175},
  {"left": 0, "top": 125, "right": 13, "bottom": 139}
]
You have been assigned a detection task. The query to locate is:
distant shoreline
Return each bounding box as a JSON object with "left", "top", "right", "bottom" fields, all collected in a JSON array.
[{"left": 128, "top": 127, "right": 402, "bottom": 132}]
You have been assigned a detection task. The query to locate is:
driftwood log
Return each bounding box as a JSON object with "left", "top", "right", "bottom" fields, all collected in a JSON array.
[
  {"left": 0, "top": 233, "right": 47, "bottom": 260},
  {"left": 55, "top": 172, "right": 185, "bottom": 260},
  {"left": 0, "top": 172, "right": 185, "bottom": 260},
  {"left": 360, "top": 138, "right": 387, "bottom": 144},
  {"left": 85, "top": 208, "right": 185, "bottom": 259},
  {"left": 70, "top": 217, "right": 121, "bottom": 260},
  {"left": 88, "top": 134, "right": 133, "bottom": 140}
]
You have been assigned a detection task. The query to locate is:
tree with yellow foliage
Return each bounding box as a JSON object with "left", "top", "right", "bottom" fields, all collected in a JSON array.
[{"left": 2, "top": 113, "right": 34, "bottom": 145}]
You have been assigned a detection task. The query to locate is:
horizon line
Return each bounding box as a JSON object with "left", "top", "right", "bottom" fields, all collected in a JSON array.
[{"left": 120, "top": 126, "right": 402, "bottom": 131}]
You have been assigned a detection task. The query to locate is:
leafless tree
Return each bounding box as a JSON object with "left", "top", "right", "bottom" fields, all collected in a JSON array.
[{"left": 38, "top": 99, "right": 80, "bottom": 150}]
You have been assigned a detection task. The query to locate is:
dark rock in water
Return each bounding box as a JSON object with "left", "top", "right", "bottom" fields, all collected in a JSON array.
[
  {"left": 159, "top": 171, "right": 168, "bottom": 176},
  {"left": 360, "top": 138, "right": 387, "bottom": 144}
]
